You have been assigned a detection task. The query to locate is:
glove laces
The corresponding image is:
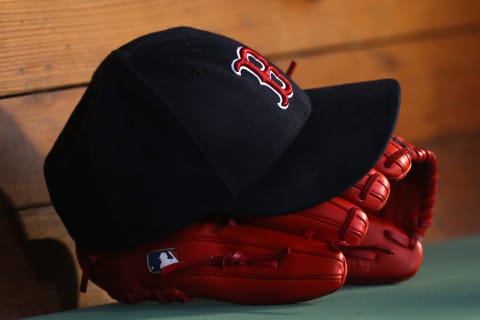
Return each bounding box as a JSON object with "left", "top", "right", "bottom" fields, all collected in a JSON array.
[
  {"left": 161, "top": 248, "right": 291, "bottom": 275},
  {"left": 329, "top": 240, "right": 394, "bottom": 261}
]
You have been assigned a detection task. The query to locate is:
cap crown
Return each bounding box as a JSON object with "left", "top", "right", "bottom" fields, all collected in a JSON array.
[
  {"left": 44, "top": 27, "right": 312, "bottom": 250},
  {"left": 115, "top": 27, "right": 311, "bottom": 193}
]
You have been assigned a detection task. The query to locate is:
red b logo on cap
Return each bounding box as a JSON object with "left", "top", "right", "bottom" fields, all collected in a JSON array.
[{"left": 231, "top": 47, "right": 294, "bottom": 109}]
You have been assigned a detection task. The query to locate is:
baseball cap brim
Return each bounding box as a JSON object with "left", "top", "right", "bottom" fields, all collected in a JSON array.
[{"left": 219, "top": 78, "right": 400, "bottom": 215}]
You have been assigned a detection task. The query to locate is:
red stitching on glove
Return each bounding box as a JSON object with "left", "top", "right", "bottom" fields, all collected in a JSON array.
[
  {"left": 384, "top": 229, "right": 417, "bottom": 249},
  {"left": 339, "top": 242, "right": 394, "bottom": 261}
]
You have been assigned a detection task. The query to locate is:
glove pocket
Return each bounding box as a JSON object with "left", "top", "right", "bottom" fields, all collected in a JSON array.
[{"left": 166, "top": 224, "right": 348, "bottom": 304}]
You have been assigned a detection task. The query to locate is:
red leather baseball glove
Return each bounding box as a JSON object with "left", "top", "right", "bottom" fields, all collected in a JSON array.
[
  {"left": 76, "top": 135, "right": 436, "bottom": 304},
  {"left": 76, "top": 173, "right": 386, "bottom": 304},
  {"left": 77, "top": 219, "right": 349, "bottom": 305},
  {"left": 242, "top": 135, "right": 437, "bottom": 285},
  {"left": 342, "top": 135, "right": 437, "bottom": 284}
]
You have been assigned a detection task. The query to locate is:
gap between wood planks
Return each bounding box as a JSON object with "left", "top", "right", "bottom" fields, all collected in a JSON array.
[{"left": 2, "top": 22, "right": 480, "bottom": 100}]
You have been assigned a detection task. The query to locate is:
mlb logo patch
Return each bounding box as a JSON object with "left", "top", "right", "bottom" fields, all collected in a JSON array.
[{"left": 147, "top": 248, "right": 180, "bottom": 273}]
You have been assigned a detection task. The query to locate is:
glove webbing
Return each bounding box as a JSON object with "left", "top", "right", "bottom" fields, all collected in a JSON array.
[
  {"left": 411, "top": 146, "right": 437, "bottom": 234},
  {"left": 391, "top": 136, "right": 437, "bottom": 239}
]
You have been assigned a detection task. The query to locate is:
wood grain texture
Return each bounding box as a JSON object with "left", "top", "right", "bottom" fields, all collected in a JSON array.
[
  {"left": 276, "top": 32, "right": 480, "bottom": 142},
  {"left": 1, "top": 0, "right": 480, "bottom": 96},
  {"left": 2, "top": 1, "right": 480, "bottom": 318},
  {"left": 0, "top": 88, "right": 83, "bottom": 210},
  {"left": 1, "top": 32, "right": 480, "bottom": 211}
]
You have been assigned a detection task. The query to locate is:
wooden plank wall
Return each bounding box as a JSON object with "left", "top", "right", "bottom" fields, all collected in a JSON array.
[{"left": 1, "top": 1, "right": 480, "bottom": 318}]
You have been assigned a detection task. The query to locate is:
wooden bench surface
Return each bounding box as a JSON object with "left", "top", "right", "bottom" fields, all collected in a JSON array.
[{"left": 1, "top": 1, "right": 480, "bottom": 318}]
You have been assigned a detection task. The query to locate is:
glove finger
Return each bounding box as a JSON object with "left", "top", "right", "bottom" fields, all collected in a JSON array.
[
  {"left": 342, "top": 134, "right": 434, "bottom": 284},
  {"left": 394, "top": 135, "right": 438, "bottom": 169},
  {"left": 374, "top": 135, "right": 412, "bottom": 181},
  {"left": 77, "top": 221, "right": 347, "bottom": 305},
  {"left": 240, "top": 196, "right": 368, "bottom": 246},
  {"left": 341, "top": 168, "right": 390, "bottom": 211},
  {"left": 343, "top": 215, "right": 423, "bottom": 285}
]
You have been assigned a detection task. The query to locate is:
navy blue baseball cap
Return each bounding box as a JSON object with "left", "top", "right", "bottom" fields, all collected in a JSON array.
[{"left": 44, "top": 27, "right": 400, "bottom": 251}]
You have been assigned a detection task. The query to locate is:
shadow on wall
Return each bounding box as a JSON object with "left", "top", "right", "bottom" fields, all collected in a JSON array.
[{"left": 0, "top": 110, "right": 78, "bottom": 319}]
